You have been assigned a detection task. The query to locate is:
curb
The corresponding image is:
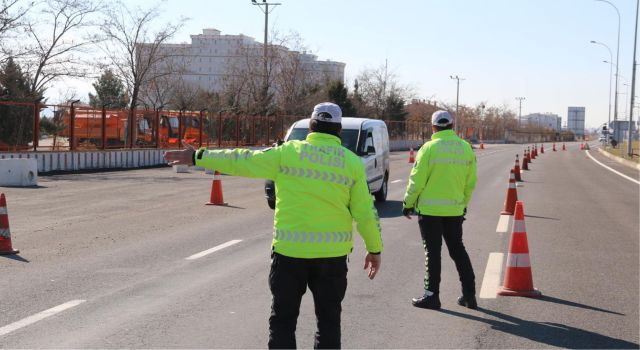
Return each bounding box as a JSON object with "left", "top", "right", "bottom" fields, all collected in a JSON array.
[{"left": 597, "top": 148, "right": 640, "bottom": 170}]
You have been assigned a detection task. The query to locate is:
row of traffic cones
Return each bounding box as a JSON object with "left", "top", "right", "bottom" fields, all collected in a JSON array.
[{"left": 497, "top": 143, "right": 550, "bottom": 297}]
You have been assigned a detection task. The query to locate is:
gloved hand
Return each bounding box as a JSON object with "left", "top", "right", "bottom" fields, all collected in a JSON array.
[{"left": 402, "top": 207, "right": 415, "bottom": 219}]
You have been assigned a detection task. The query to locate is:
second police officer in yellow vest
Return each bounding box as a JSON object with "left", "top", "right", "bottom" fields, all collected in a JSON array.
[
  {"left": 403, "top": 110, "right": 478, "bottom": 310},
  {"left": 164, "top": 102, "right": 382, "bottom": 349}
]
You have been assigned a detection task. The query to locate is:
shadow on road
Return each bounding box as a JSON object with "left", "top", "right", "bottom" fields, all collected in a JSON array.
[
  {"left": 0, "top": 254, "right": 29, "bottom": 262},
  {"left": 439, "top": 307, "right": 637, "bottom": 349},
  {"left": 536, "top": 295, "right": 624, "bottom": 315},
  {"left": 375, "top": 200, "right": 403, "bottom": 218},
  {"left": 524, "top": 214, "right": 560, "bottom": 221}
]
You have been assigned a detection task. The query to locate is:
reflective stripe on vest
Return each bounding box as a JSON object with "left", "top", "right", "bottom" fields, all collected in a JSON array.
[
  {"left": 278, "top": 166, "right": 355, "bottom": 187},
  {"left": 418, "top": 198, "right": 462, "bottom": 206},
  {"left": 274, "top": 229, "right": 352, "bottom": 243}
]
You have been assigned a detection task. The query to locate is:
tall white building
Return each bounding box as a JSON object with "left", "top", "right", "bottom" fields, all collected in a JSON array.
[
  {"left": 141, "top": 28, "right": 345, "bottom": 94},
  {"left": 567, "top": 107, "right": 586, "bottom": 138},
  {"left": 524, "top": 113, "right": 562, "bottom": 131}
]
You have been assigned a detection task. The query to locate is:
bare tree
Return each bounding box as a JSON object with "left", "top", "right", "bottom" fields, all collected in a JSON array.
[
  {"left": 0, "top": 0, "right": 31, "bottom": 60},
  {"left": 98, "top": 1, "right": 185, "bottom": 147},
  {"left": 356, "top": 63, "right": 413, "bottom": 119},
  {"left": 21, "top": 0, "right": 101, "bottom": 94}
]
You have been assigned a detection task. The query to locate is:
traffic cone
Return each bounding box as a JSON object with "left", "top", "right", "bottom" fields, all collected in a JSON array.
[
  {"left": 498, "top": 201, "right": 542, "bottom": 297},
  {"left": 514, "top": 155, "right": 522, "bottom": 182},
  {"left": 0, "top": 193, "right": 19, "bottom": 255},
  {"left": 206, "top": 171, "right": 228, "bottom": 206},
  {"left": 580, "top": 143, "right": 584, "bottom": 150},
  {"left": 408, "top": 145, "right": 415, "bottom": 163},
  {"left": 552, "top": 143, "right": 556, "bottom": 152},
  {"left": 540, "top": 144, "right": 544, "bottom": 154},
  {"left": 522, "top": 151, "right": 529, "bottom": 171},
  {"left": 562, "top": 143, "right": 566, "bottom": 151},
  {"left": 501, "top": 169, "right": 518, "bottom": 215},
  {"left": 480, "top": 142, "right": 485, "bottom": 150}
]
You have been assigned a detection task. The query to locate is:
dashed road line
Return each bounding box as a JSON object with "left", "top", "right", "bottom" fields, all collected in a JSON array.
[
  {"left": 0, "top": 300, "right": 86, "bottom": 337},
  {"left": 496, "top": 214, "right": 510, "bottom": 233},
  {"left": 391, "top": 179, "right": 403, "bottom": 184},
  {"left": 185, "top": 240, "right": 243, "bottom": 260},
  {"left": 479, "top": 253, "right": 504, "bottom": 299},
  {"left": 586, "top": 150, "right": 640, "bottom": 185}
]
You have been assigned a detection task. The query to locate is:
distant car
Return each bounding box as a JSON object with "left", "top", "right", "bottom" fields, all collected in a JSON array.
[{"left": 264, "top": 117, "right": 390, "bottom": 209}]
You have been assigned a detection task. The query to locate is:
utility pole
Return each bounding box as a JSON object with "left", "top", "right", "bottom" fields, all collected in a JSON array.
[
  {"left": 628, "top": 0, "right": 638, "bottom": 157},
  {"left": 450, "top": 75, "right": 465, "bottom": 134},
  {"left": 252, "top": 0, "right": 281, "bottom": 111},
  {"left": 596, "top": 0, "right": 621, "bottom": 124},
  {"left": 516, "top": 97, "right": 526, "bottom": 128}
]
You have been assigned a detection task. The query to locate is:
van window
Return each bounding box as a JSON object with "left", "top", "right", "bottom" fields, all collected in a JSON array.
[
  {"left": 287, "top": 128, "right": 359, "bottom": 153},
  {"left": 364, "top": 130, "right": 375, "bottom": 153}
]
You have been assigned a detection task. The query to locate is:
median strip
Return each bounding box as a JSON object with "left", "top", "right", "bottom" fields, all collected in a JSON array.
[
  {"left": 185, "top": 240, "right": 243, "bottom": 260},
  {"left": 0, "top": 300, "right": 86, "bottom": 337}
]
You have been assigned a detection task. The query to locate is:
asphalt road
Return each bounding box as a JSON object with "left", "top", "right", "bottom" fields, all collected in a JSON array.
[{"left": 1, "top": 142, "right": 638, "bottom": 349}]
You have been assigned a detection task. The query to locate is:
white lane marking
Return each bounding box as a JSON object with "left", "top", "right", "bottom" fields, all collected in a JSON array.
[
  {"left": 496, "top": 215, "right": 510, "bottom": 233},
  {"left": 185, "top": 240, "right": 243, "bottom": 260},
  {"left": 391, "top": 179, "right": 403, "bottom": 184},
  {"left": 0, "top": 300, "right": 86, "bottom": 337},
  {"left": 479, "top": 253, "right": 504, "bottom": 299},
  {"left": 586, "top": 150, "right": 640, "bottom": 185}
]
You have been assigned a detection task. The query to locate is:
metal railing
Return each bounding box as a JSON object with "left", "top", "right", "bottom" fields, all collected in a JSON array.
[{"left": 1, "top": 102, "right": 432, "bottom": 152}]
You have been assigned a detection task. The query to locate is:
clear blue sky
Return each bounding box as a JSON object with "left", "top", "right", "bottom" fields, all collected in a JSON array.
[{"left": 77, "top": 0, "right": 640, "bottom": 128}]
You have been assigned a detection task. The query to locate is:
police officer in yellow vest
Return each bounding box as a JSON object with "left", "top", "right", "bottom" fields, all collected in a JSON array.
[
  {"left": 164, "top": 102, "right": 382, "bottom": 349},
  {"left": 402, "top": 110, "right": 477, "bottom": 310}
]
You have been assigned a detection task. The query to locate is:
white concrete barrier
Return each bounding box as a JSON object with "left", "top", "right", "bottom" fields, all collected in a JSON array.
[
  {"left": 173, "top": 165, "right": 189, "bottom": 173},
  {"left": 0, "top": 158, "right": 38, "bottom": 187}
]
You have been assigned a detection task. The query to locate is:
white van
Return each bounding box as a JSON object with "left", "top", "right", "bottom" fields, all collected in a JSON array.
[{"left": 264, "top": 117, "right": 391, "bottom": 209}]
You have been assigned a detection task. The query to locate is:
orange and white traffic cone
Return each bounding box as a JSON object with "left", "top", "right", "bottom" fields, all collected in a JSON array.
[
  {"left": 532, "top": 145, "right": 537, "bottom": 159},
  {"left": 501, "top": 169, "right": 518, "bottom": 215},
  {"left": 408, "top": 145, "right": 415, "bottom": 163},
  {"left": 498, "top": 201, "right": 542, "bottom": 297},
  {"left": 514, "top": 155, "right": 522, "bottom": 182},
  {"left": 540, "top": 144, "right": 544, "bottom": 154},
  {"left": 0, "top": 193, "right": 19, "bottom": 255},
  {"left": 522, "top": 151, "right": 529, "bottom": 171},
  {"left": 480, "top": 142, "right": 485, "bottom": 150},
  {"left": 206, "top": 171, "right": 228, "bottom": 206},
  {"left": 562, "top": 143, "right": 566, "bottom": 151}
]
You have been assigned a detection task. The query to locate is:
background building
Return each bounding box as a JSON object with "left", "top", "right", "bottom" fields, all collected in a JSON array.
[
  {"left": 142, "top": 28, "right": 345, "bottom": 94},
  {"left": 567, "top": 107, "right": 585, "bottom": 139},
  {"left": 524, "top": 112, "right": 562, "bottom": 131}
]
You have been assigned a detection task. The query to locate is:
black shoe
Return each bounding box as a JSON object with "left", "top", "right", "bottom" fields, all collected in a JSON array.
[
  {"left": 457, "top": 295, "right": 478, "bottom": 309},
  {"left": 412, "top": 295, "right": 441, "bottom": 309}
]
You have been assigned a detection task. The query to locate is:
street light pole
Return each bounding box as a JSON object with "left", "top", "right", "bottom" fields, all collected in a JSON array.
[
  {"left": 450, "top": 75, "right": 464, "bottom": 134},
  {"left": 252, "top": 0, "right": 281, "bottom": 111},
  {"left": 628, "top": 0, "right": 638, "bottom": 157},
  {"left": 595, "top": 0, "right": 621, "bottom": 123},
  {"left": 591, "top": 41, "right": 614, "bottom": 128},
  {"left": 515, "top": 97, "right": 526, "bottom": 128}
]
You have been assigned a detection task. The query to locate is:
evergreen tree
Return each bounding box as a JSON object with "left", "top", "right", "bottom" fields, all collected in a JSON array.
[
  {"left": 0, "top": 58, "right": 42, "bottom": 149},
  {"left": 326, "top": 80, "right": 357, "bottom": 117},
  {"left": 88, "top": 69, "right": 127, "bottom": 108},
  {"left": 384, "top": 93, "right": 408, "bottom": 121}
]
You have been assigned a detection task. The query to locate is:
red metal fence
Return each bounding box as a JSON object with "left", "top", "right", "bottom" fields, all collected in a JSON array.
[{"left": 1, "top": 102, "right": 432, "bottom": 152}]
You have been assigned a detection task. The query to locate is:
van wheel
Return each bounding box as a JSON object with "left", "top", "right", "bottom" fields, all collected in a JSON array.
[
  {"left": 374, "top": 175, "right": 388, "bottom": 202},
  {"left": 267, "top": 198, "right": 276, "bottom": 210}
]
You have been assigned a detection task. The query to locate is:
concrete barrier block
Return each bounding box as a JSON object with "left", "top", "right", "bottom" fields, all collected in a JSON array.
[
  {"left": 0, "top": 159, "right": 38, "bottom": 187},
  {"left": 174, "top": 165, "right": 189, "bottom": 173}
]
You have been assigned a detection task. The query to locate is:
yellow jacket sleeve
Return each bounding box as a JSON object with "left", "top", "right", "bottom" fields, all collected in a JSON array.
[
  {"left": 195, "top": 147, "right": 281, "bottom": 180},
  {"left": 403, "top": 145, "right": 430, "bottom": 208},
  {"left": 464, "top": 153, "right": 477, "bottom": 207},
  {"left": 349, "top": 164, "right": 383, "bottom": 253}
]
